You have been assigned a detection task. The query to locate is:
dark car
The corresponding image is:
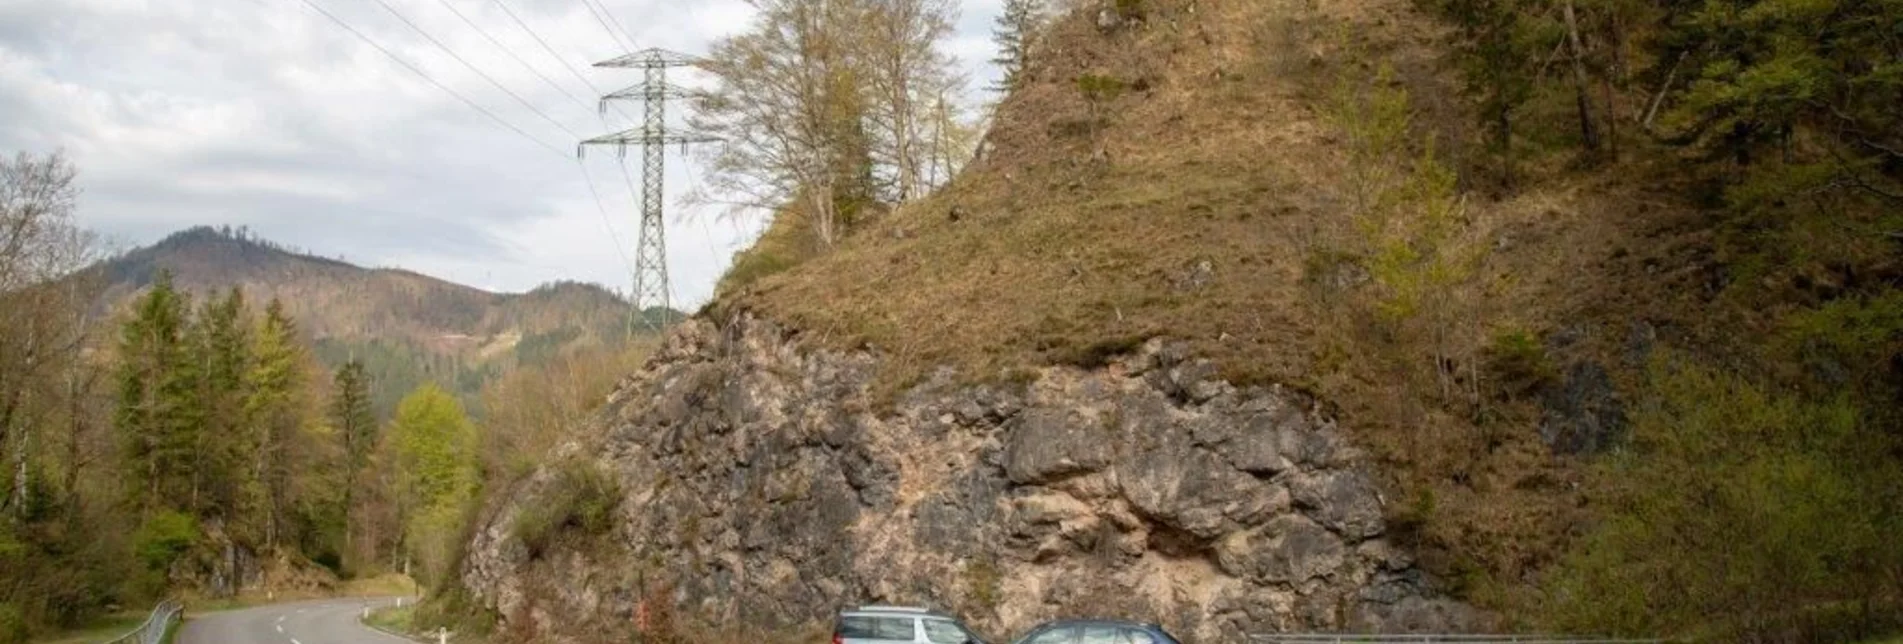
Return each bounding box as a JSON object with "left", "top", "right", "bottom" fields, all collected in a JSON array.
[{"left": 1009, "top": 619, "right": 1183, "bottom": 644}]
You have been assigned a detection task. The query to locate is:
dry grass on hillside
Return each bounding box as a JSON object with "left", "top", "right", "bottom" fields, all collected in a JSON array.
[{"left": 718, "top": 0, "right": 1713, "bottom": 606}]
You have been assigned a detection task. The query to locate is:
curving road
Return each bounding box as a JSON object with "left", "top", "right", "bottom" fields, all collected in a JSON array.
[{"left": 178, "top": 597, "right": 414, "bottom": 644}]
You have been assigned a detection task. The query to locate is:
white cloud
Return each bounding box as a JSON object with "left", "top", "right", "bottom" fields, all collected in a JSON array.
[{"left": 0, "top": 0, "right": 1005, "bottom": 307}]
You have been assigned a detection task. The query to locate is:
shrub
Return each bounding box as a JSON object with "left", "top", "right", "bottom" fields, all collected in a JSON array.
[
  {"left": 512, "top": 460, "right": 622, "bottom": 557},
  {"left": 964, "top": 558, "right": 1002, "bottom": 613},
  {"left": 1075, "top": 74, "right": 1129, "bottom": 103},
  {"left": 0, "top": 603, "right": 25, "bottom": 644},
  {"left": 1114, "top": 0, "right": 1144, "bottom": 20},
  {"left": 1540, "top": 358, "right": 1903, "bottom": 639},
  {"left": 1485, "top": 328, "right": 1554, "bottom": 396},
  {"left": 131, "top": 511, "right": 198, "bottom": 572},
  {"left": 413, "top": 585, "right": 497, "bottom": 638}
]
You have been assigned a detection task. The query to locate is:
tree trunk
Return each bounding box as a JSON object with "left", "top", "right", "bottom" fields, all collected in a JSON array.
[{"left": 1562, "top": 0, "right": 1601, "bottom": 154}]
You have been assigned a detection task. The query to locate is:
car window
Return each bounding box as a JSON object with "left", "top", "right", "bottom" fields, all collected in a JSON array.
[
  {"left": 1123, "top": 628, "right": 1156, "bottom": 644},
  {"left": 1022, "top": 625, "right": 1077, "bottom": 644},
  {"left": 839, "top": 616, "right": 918, "bottom": 641},
  {"left": 923, "top": 619, "right": 969, "bottom": 643},
  {"left": 1080, "top": 626, "right": 1126, "bottom": 644}
]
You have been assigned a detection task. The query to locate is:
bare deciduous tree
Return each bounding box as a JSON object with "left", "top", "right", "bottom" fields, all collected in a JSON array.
[
  {"left": 690, "top": 0, "right": 970, "bottom": 248},
  {"left": 0, "top": 150, "right": 102, "bottom": 517}
]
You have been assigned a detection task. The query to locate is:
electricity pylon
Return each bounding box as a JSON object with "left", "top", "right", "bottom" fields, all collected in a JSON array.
[{"left": 580, "top": 47, "right": 719, "bottom": 332}]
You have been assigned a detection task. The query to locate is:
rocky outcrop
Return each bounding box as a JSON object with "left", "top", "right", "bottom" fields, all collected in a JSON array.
[{"left": 461, "top": 315, "right": 1479, "bottom": 642}]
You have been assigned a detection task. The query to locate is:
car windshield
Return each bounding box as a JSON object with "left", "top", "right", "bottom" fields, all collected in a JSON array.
[
  {"left": 838, "top": 615, "right": 918, "bottom": 640},
  {"left": 923, "top": 618, "right": 970, "bottom": 643}
]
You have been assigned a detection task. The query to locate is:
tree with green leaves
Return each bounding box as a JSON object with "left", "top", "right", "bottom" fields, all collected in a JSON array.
[
  {"left": 990, "top": 0, "right": 1046, "bottom": 93},
  {"left": 386, "top": 382, "right": 476, "bottom": 584}
]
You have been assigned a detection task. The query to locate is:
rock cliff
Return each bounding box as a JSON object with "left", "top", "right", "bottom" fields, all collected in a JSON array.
[{"left": 461, "top": 315, "right": 1478, "bottom": 641}]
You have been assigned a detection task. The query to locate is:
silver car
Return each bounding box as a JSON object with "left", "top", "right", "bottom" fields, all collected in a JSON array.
[{"left": 832, "top": 605, "right": 987, "bottom": 644}]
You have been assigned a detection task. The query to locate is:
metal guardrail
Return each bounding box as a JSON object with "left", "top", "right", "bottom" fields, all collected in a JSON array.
[
  {"left": 1249, "top": 636, "right": 1663, "bottom": 644},
  {"left": 103, "top": 599, "right": 181, "bottom": 644}
]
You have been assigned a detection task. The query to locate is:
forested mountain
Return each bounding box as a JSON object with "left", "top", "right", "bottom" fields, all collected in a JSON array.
[
  {"left": 1, "top": 169, "right": 660, "bottom": 640},
  {"left": 91, "top": 226, "right": 671, "bottom": 415}
]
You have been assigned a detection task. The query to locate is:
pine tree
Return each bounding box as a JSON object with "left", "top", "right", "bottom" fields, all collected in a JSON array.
[
  {"left": 990, "top": 0, "right": 1046, "bottom": 93},
  {"left": 244, "top": 298, "right": 302, "bottom": 549},
  {"left": 114, "top": 272, "right": 198, "bottom": 514},
  {"left": 329, "top": 360, "right": 375, "bottom": 568},
  {"left": 191, "top": 288, "right": 253, "bottom": 524}
]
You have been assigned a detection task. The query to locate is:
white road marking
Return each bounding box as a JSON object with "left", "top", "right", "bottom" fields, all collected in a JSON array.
[
  {"left": 292, "top": 639, "right": 303, "bottom": 644},
  {"left": 276, "top": 625, "right": 284, "bottom": 633}
]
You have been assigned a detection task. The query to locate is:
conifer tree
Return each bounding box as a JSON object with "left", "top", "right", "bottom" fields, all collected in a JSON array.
[
  {"left": 990, "top": 0, "right": 1046, "bottom": 93},
  {"left": 330, "top": 360, "right": 375, "bottom": 567},
  {"left": 115, "top": 272, "right": 197, "bottom": 514},
  {"left": 245, "top": 298, "right": 302, "bottom": 548},
  {"left": 192, "top": 288, "right": 253, "bottom": 524}
]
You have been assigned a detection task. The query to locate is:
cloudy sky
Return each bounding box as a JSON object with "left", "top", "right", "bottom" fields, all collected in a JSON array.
[{"left": 0, "top": 0, "right": 1004, "bottom": 306}]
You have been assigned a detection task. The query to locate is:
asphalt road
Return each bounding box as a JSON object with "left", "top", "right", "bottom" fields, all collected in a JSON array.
[{"left": 178, "top": 597, "right": 414, "bottom": 644}]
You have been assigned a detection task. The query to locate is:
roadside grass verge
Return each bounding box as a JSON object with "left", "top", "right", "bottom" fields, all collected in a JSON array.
[
  {"left": 365, "top": 605, "right": 415, "bottom": 635},
  {"left": 25, "top": 612, "right": 145, "bottom": 644}
]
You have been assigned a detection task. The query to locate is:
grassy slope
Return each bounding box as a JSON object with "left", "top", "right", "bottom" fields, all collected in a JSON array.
[{"left": 719, "top": 0, "right": 1758, "bottom": 616}]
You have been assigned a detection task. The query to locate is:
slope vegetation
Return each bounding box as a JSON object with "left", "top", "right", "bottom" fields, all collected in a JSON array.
[{"left": 715, "top": 0, "right": 1902, "bottom": 637}]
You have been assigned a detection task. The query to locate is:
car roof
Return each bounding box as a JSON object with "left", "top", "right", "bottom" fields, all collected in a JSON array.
[
  {"left": 840, "top": 605, "right": 957, "bottom": 619},
  {"left": 1036, "top": 618, "right": 1163, "bottom": 629}
]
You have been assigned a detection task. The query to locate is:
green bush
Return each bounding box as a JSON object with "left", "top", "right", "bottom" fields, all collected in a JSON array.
[
  {"left": 512, "top": 461, "right": 622, "bottom": 557},
  {"left": 965, "top": 559, "right": 1002, "bottom": 613},
  {"left": 0, "top": 603, "right": 26, "bottom": 644},
  {"left": 413, "top": 585, "right": 497, "bottom": 638},
  {"left": 1485, "top": 328, "right": 1553, "bottom": 396},
  {"left": 131, "top": 511, "right": 198, "bottom": 571},
  {"left": 1114, "top": 0, "right": 1144, "bottom": 20},
  {"left": 1540, "top": 358, "right": 1903, "bottom": 640},
  {"left": 1075, "top": 74, "right": 1129, "bottom": 103}
]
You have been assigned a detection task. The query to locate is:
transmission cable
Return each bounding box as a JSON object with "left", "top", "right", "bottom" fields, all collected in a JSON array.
[
  {"left": 431, "top": 0, "right": 598, "bottom": 115},
  {"left": 292, "top": 0, "right": 570, "bottom": 159},
  {"left": 577, "top": 0, "right": 635, "bottom": 52},
  {"left": 363, "top": 0, "right": 585, "bottom": 139},
  {"left": 489, "top": 0, "right": 637, "bottom": 122}
]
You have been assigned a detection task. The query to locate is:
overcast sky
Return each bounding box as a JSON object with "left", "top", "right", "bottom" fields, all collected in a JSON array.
[{"left": 0, "top": 0, "right": 1003, "bottom": 306}]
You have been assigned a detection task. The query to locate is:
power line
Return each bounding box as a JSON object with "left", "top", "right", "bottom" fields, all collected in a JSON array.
[
  {"left": 576, "top": 160, "right": 636, "bottom": 275},
  {"left": 489, "top": 0, "right": 637, "bottom": 122},
  {"left": 431, "top": 0, "right": 597, "bottom": 115},
  {"left": 578, "top": 0, "right": 635, "bottom": 52},
  {"left": 292, "top": 0, "right": 570, "bottom": 159},
  {"left": 363, "top": 0, "right": 585, "bottom": 139}
]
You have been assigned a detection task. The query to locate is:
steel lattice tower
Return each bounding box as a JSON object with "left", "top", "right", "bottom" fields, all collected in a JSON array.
[{"left": 581, "top": 48, "right": 717, "bottom": 331}]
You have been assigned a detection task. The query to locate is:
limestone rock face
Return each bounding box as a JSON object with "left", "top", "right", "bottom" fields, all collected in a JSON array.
[{"left": 460, "top": 315, "right": 1479, "bottom": 642}]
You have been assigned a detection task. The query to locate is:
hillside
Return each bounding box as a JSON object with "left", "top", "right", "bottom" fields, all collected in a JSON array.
[
  {"left": 92, "top": 226, "right": 670, "bottom": 414},
  {"left": 456, "top": 0, "right": 1901, "bottom": 641}
]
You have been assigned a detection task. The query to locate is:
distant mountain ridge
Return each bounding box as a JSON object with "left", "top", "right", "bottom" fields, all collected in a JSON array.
[{"left": 92, "top": 226, "right": 674, "bottom": 416}]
